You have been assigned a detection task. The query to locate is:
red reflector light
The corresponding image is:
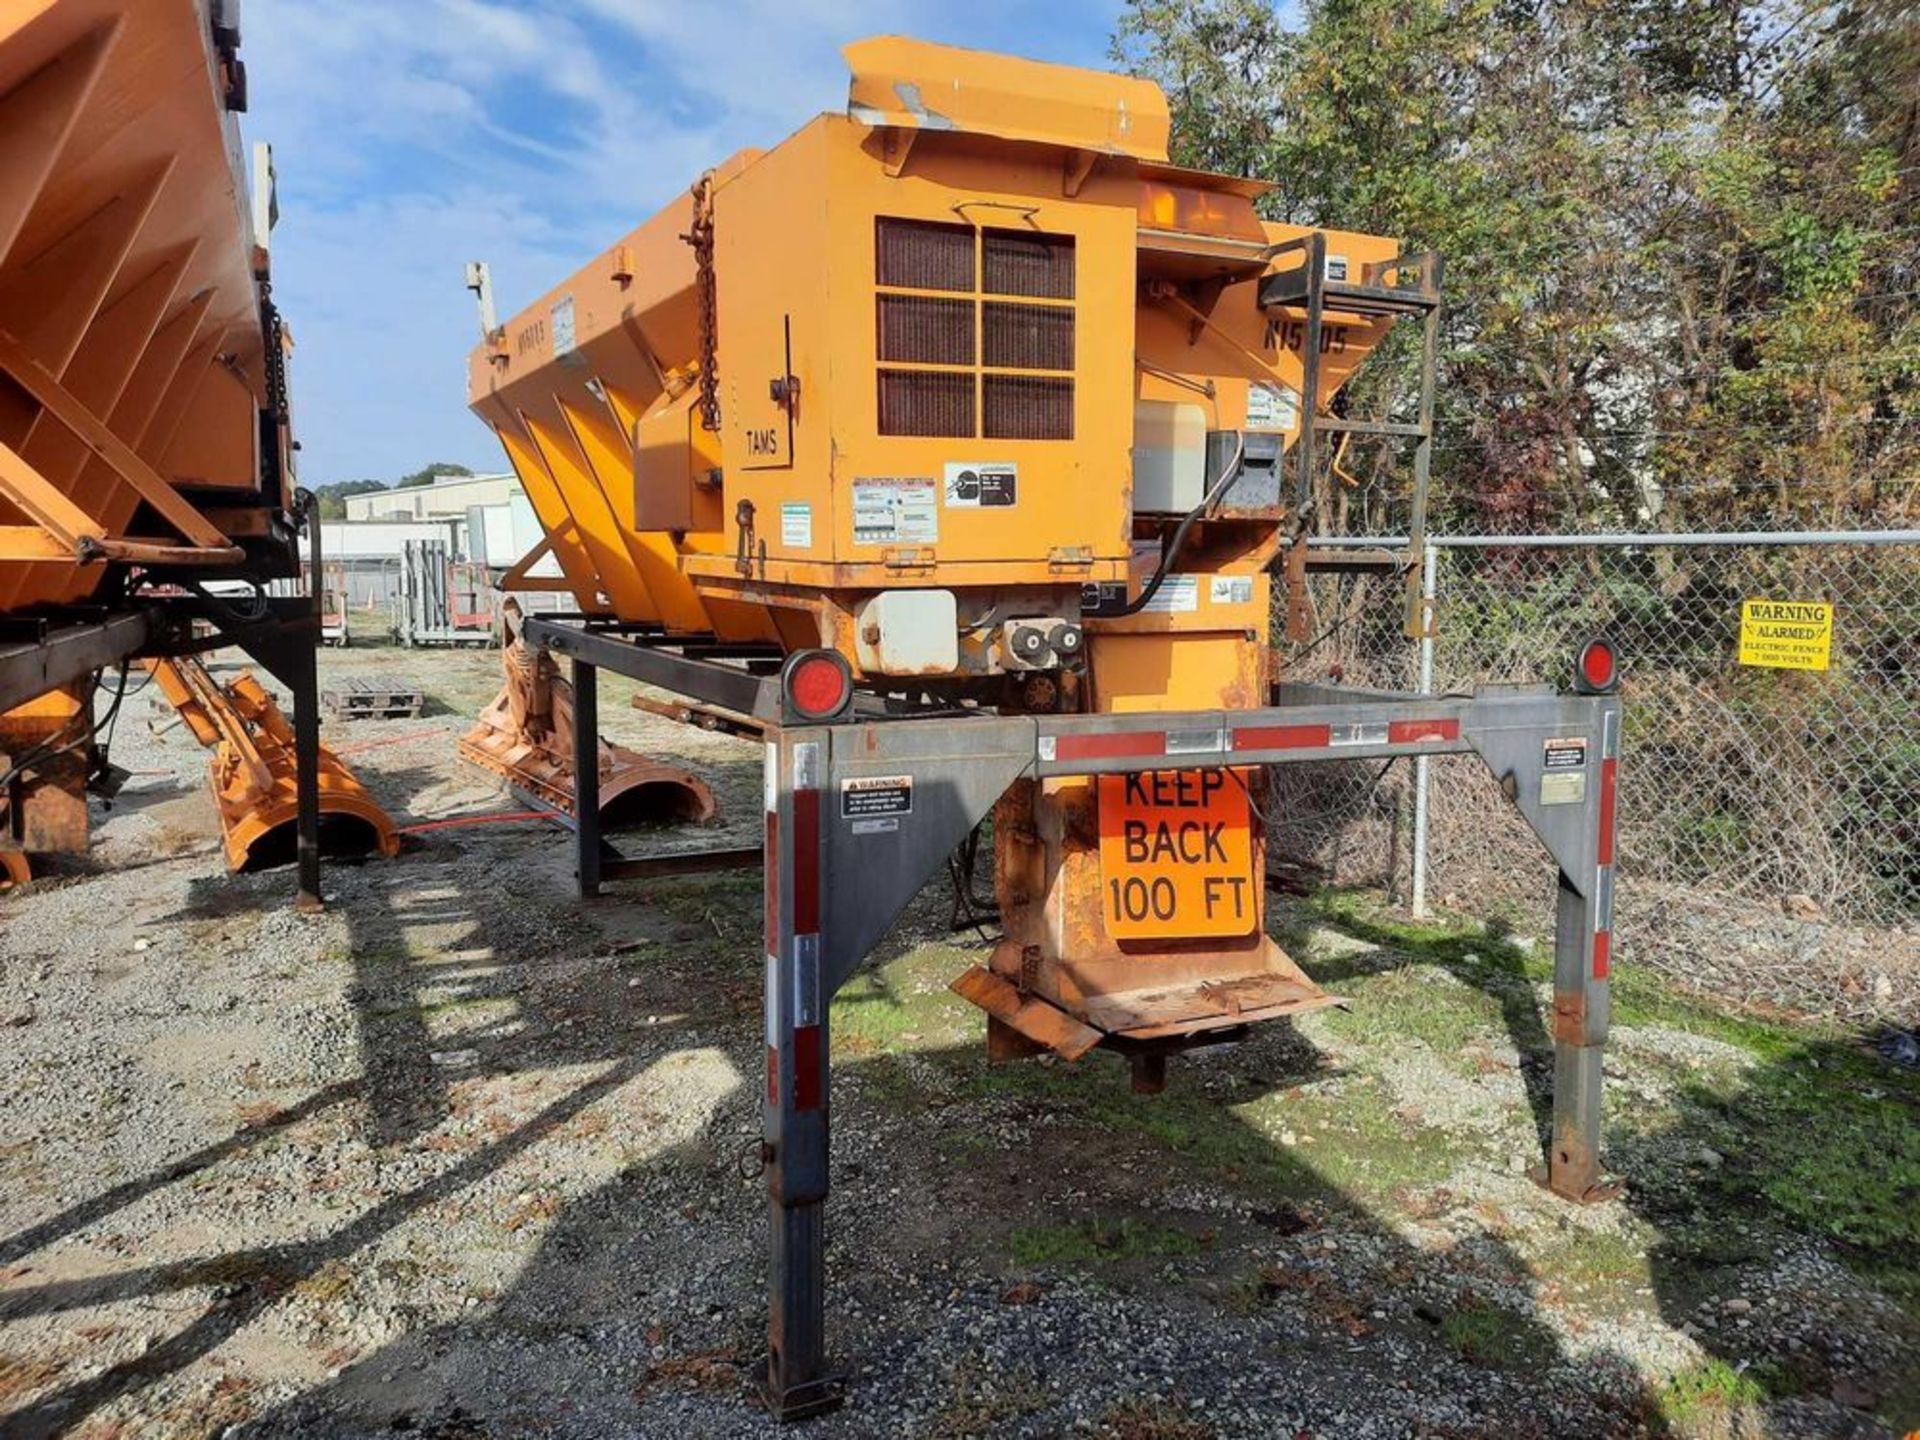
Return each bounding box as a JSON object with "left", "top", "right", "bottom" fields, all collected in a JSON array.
[
  {"left": 1575, "top": 638, "right": 1618, "bottom": 694},
  {"left": 782, "top": 650, "right": 852, "bottom": 721}
]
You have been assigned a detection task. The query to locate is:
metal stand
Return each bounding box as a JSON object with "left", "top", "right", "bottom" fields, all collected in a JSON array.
[
  {"left": 523, "top": 621, "right": 1622, "bottom": 1418},
  {"left": 288, "top": 625, "right": 323, "bottom": 910},
  {"left": 572, "top": 658, "right": 602, "bottom": 899}
]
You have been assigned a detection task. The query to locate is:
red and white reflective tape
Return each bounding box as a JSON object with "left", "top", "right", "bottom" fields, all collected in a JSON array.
[
  {"left": 1042, "top": 716, "right": 1462, "bottom": 764},
  {"left": 765, "top": 741, "right": 826, "bottom": 1113},
  {"left": 1592, "top": 711, "right": 1619, "bottom": 980}
]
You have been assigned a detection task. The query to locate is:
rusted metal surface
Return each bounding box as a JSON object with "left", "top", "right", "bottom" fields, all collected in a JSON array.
[
  {"left": 950, "top": 965, "right": 1103, "bottom": 1061},
  {"left": 459, "top": 608, "right": 716, "bottom": 829},
  {"left": 965, "top": 766, "right": 1335, "bottom": 1061},
  {"left": 0, "top": 682, "right": 88, "bottom": 857},
  {"left": 630, "top": 689, "right": 765, "bottom": 740},
  {"left": 1552, "top": 993, "right": 1588, "bottom": 1045}
]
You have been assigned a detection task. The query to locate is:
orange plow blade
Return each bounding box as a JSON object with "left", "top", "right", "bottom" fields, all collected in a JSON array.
[
  {"left": 457, "top": 613, "right": 715, "bottom": 828},
  {"left": 1, "top": 849, "right": 28, "bottom": 893},
  {"left": 144, "top": 658, "right": 402, "bottom": 872}
]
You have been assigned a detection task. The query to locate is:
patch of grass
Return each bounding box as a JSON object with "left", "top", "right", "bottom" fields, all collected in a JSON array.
[
  {"left": 1320, "top": 962, "right": 1510, "bottom": 1059},
  {"left": 1275, "top": 1080, "right": 1464, "bottom": 1202},
  {"left": 926, "top": 1362, "right": 1049, "bottom": 1439},
  {"left": 951, "top": 1053, "right": 1322, "bottom": 1197},
  {"left": 292, "top": 1258, "right": 356, "bottom": 1304},
  {"left": 1535, "top": 1225, "right": 1650, "bottom": 1297},
  {"left": 1438, "top": 1296, "right": 1552, "bottom": 1368},
  {"left": 639, "top": 874, "right": 764, "bottom": 966},
  {"left": 324, "top": 941, "right": 420, "bottom": 968},
  {"left": 1681, "top": 1045, "right": 1920, "bottom": 1308},
  {"left": 1096, "top": 1396, "right": 1214, "bottom": 1440},
  {"left": 831, "top": 945, "right": 978, "bottom": 1059},
  {"left": 1656, "top": 1359, "right": 1764, "bottom": 1435},
  {"left": 1301, "top": 891, "right": 1546, "bottom": 986},
  {"left": 1008, "top": 1216, "right": 1209, "bottom": 1265},
  {"left": 1306, "top": 888, "right": 1920, "bottom": 1314}
]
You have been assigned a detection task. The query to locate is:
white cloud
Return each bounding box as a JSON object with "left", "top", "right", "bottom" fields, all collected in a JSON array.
[{"left": 240, "top": 0, "right": 1124, "bottom": 480}]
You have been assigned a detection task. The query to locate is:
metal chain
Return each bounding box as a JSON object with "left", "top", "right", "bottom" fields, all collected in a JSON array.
[{"left": 688, "top": 173, "right": 721, "bottom": 433}]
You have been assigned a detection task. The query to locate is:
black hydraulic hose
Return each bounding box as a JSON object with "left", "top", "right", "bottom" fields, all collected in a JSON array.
[{"left": 1114, "top": 431, "right": 1247, "bottom": 617}]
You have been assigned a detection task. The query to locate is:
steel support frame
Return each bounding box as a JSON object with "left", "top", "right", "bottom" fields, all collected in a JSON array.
[
  {"left": 1, "top": 588, "right": 325, "bottom": 907},
  {"left": 541, "top": 624, "right": 1620, "bottom": 1422},
  {"left": 0, "top": 610, "right": 155, "bottom": 713}
]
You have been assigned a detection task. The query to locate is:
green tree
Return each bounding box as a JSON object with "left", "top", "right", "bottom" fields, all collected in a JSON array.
[
  {"left": 1113, "top": 0, "right": 1920, "bottom": 535},
  {"left": 395, "top": 461, "right": 474, "bottom": 489},
  {"left": 311, "top": 479, "right": 390, "bottom": 520}
]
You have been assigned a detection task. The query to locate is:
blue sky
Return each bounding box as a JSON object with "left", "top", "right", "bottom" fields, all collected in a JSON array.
[{"left": 242, "top": 0, "right": 1130, "bottom": 485}]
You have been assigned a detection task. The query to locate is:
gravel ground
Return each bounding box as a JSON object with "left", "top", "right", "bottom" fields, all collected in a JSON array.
[{"left": 1, "top": 647, "right": 1914, "bottom": 1439}]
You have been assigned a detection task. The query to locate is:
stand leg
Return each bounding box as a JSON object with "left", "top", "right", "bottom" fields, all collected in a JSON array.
[
  {"left": 759, "top": 730, "right": 842, "bottom": 1421},
  {"left": 290, "top": 628, "right": 322, "bottom": 912},
  {"left": 1546, "top": 871, "right": 1601, "bottom": 1193},
  {"left": 572, "top": 658, "right": 601, "bottom": 899}
]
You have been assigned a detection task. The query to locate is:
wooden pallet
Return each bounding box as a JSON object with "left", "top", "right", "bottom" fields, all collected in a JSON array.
[{"left": 322, "top": 678, "right": 426, "bottom": 721}]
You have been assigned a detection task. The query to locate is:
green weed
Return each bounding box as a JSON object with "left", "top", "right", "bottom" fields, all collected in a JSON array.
[{"left": 1007, "top": 1217, "right": 1209, "bottom": 1264}]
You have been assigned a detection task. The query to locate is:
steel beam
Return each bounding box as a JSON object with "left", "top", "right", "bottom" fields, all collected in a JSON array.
[
  {"left": 602, "top": 846, "right": 762, "bottom": 880},
  {"left": 523, "top": 616, "right": 780, "bottom": 722},
  {"left": 0, "top": 610, "right": 152, "bottom": 712}
]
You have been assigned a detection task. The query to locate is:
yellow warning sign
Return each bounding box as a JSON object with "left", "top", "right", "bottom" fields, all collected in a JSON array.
[{"left": 1739, "top": 599, "right": 1833, "bottom": 671}]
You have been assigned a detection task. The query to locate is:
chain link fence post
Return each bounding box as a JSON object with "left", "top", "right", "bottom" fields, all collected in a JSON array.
[{"left": 1410, "top": 538, "right": 1438, "bottom": 918}]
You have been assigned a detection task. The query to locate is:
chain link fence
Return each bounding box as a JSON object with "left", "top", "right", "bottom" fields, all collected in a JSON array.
[{"left": 1270, "top": 531, "right": 1920, "bottom": 1025}]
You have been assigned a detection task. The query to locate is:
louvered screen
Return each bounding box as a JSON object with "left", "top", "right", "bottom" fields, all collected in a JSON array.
[
  {"left": 875, "top": 219, "right": 974, "bottom": 292},
  {"left": 983, "top": 229, "right": 1075, "bottom": 299},
  {"left": 984, "top": 375, "right": 1073, "bottom": 440},
  {"left": 878, "top": 295, "right": 975, "bottom": 365},
  {"left": 983, "top": 302, "right": 1074, "bottom": 371},
  {"left": 875, "top": 218, "right": 1074, "bottom": 439},
  {"left": 879, "top": 369, "right": 976, "bottom": 438}
]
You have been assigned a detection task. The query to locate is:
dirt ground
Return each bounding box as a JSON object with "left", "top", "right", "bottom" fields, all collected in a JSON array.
[{"left": 1, "top": 645, "right": 1915, "bottom": 1439}]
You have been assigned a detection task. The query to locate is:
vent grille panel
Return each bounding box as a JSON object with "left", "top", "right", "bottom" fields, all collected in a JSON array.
[
  {"left": 879, "top": 369, "right": 975, "bottom": 438},
  {"left": 878, "top": 295, "right": 975, "bottom": 365},
  {"left": 984, "top": 302, "right": 1074, "bottom": 371},
  {"left": 876, "top": 219, "right": 974, "bottom": 292},
  {"left": 984, "top": 375, "right": 1073, "bottom": 440},
  {"left": 984, "top": 229, "right": 1075, "bottom": 298}
]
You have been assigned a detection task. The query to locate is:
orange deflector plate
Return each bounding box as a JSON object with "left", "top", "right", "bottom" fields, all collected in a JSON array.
[{"left": 1097, "top": 768, "right": 1256, "bottom": 940}]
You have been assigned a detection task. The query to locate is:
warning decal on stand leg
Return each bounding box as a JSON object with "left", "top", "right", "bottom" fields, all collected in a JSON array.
[
  {"left": 1098, "top": 768, "right": 1256, "bottom": 940},
  {"left": 841, "top": 775, "right": 913, "bottom": 835},
  {"left": 1540, "top": 735, "right": 1589, "bottom": 806}
]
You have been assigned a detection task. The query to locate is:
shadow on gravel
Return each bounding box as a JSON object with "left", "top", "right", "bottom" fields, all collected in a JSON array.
[
  {"left": 8, "top": 849, "right": 1914, "bottom": 1436},
  {"left": 212, "top": 882, "right": 1674, "bottom": 1439},
  {"left": 0, "top": 1082, "right": 360, "bottom": 1272},
  {"left": 0, "top": 1058, "right": 648, "bottom": 1439}
]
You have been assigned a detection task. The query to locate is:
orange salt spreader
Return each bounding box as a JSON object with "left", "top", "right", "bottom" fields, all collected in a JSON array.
[
  {"left": 1, "top": 1, "right": 340, "bottom": 897},
  {"left": 466, "top": 36, "right": 1433, "bottom": 1074}
]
